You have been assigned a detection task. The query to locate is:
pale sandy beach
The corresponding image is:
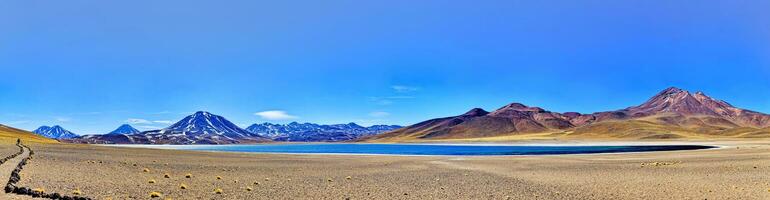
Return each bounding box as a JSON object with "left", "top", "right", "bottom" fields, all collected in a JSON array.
[{"left": 0, "top": 140, "right": 766, "bottom": 199}]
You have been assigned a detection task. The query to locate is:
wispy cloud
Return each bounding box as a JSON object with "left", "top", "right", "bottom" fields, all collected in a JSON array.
[
  {"left": 153, "top": 120, "right": 174, "bottom": 124},
  {"left": 369, "top": 111, "right": 390, "bottom": 117},
  {"left": 125, "top": 118, "right": 152, "bottom": 124},
  {"left": 371, "top": 98, "right": 393, "bottom": 105},
  {"left": 392, "top": 85, "right": 419, "bottom": 93},
  {"left": 5, "top": 120, "right": 31, "bottom": 125},
  {"left": 55, "top": 117, "right": 71, "bottom": 122},
  {"left": 368, "top": 96, "right": 415, "bottom": 106},
  {"left": 254, "top": 110, "right": 298, "bottom": 120}
]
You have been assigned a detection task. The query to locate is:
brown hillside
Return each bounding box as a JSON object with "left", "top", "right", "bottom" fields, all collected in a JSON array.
[
  {"left": 366, "top": 87, "right": 770, "bottom": 142},
  {"left": 0, "top": 124, "right": 58, "bottom": 144}
]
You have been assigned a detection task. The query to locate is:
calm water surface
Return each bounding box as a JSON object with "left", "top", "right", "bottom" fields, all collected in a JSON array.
[{"left": 118, "top": 143, "right": 715, "bottom": 156}]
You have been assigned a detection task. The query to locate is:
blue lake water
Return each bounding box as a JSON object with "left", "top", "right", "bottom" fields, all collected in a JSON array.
[{"left": 121, "top": 143, "right": 715, "bottom": 156}]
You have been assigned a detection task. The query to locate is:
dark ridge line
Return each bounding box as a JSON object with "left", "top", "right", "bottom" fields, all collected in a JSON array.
[{"left": 4, "top": 139, "right": 94, "bottom": 200}]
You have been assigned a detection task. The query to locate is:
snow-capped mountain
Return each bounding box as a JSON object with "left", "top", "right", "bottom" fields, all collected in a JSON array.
[
  {"left": 245, "top": 122, "right": 402, "bottom": 142},
  {"left": 73, "top": 111, "right": 268, "bottom": 144},
  {"left": 162, "top": 111, "right": 253, "bottom": 136},
  {"left": 108, "top": 124, "right": 140, "bottom": 135},
  {"left": 33, "top": 125, "right": 79, "bottom": 139}
]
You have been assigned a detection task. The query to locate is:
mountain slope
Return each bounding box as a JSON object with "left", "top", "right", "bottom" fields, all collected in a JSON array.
[
  {"left": 611, "top": 87, "right": 770, "bottom": 127},
  {"left": 0, "top": 124, "right": 58, "bottom": 144},
  {"left": 108, "top": 124, "right": 140, "bottom": 135},
  {"left": 74, "top": 111, "right": 269, "bottom": 144},
  {"left": 33, "top": 125, "right": 79, "bottom": 139},
  {"left": 366, "top": 87, "right": 770, "bottom": 142},
  {"left": 245, "top": 122, "right": 401, "bottom": 142}
]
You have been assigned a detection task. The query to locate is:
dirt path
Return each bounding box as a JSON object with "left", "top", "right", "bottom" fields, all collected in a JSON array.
[{"left": 0, "top": 144, "right": 37, "bottom": 200}]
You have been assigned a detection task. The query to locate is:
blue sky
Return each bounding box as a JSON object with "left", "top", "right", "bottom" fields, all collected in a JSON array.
[{"left": 1, "top": 0, "right": 769, "bottom": 134}]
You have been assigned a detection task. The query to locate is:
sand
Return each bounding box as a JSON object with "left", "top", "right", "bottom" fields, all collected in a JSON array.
[{"left": 3, "top": 140, "right": 770, "bottom": 199}]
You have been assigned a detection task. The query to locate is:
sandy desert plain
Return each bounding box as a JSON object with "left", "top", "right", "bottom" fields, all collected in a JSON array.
[{"left": 0, "top": 129, "right": 769, "bottom": 200}]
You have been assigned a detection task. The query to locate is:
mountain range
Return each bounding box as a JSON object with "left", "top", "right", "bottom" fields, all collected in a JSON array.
[
  {"left": 71, "top": 111, "right": 400, "bottom": 144},
  {"left": 245, "top": 122, "right": 401, "bottom": 142},
  {"left": 32, "top": 125, "right": 79, "bottom": 139},
  {"left": 75, "top": 111, "right": 267, "bottom": 144},
  {"left": 365, "top": 87, "right": 770, "bottom": 141}
]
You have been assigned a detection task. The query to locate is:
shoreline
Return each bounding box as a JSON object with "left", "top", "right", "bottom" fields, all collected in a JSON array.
[{"left": 98, "top": 141, "right": 723, "bottom": 157}]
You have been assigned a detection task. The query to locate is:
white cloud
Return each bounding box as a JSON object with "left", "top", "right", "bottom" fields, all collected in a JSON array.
[
  {"left": 254, "top": 110, "right": 298, "bottom": 120},
  {"left": 392, "top": 85, "right": 419, "bottom": 93},
  {"left": 368, "top": 96, "right": 415, "bottom": 106},
  {"left": 369, "top": 111, "right": 390, "bottom": 117},
  {"left": 125, "top": 118, "right": 152, "bottom": 124},
  {"left": 153, "top": 120, "right": 174, "bottom": 124}
]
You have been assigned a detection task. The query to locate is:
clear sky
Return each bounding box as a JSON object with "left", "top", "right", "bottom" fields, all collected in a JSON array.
[{"left": 2, "top": 0, "right": 769, "bottom": 134}]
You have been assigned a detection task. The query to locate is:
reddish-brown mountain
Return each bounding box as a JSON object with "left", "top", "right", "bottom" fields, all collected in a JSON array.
[{"left": 365, "top": 87, "right": 770, "bottom": 141}]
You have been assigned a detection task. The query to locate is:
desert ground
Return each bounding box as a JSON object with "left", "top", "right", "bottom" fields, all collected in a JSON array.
[{"left": 0, "top": 140, "right": 766, "bottom": 200}]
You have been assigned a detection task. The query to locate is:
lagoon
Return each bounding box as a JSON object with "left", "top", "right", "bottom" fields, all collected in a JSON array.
[{"left": 114, "top": 143, "right": 715, "bottom": 156}]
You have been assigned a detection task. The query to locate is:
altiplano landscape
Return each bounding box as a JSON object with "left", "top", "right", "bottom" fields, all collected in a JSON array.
[
  {"left": 0, "top": 87, "right": 770, "bottom": 199},
  {"left": 3, "top": 0, "right": 770, "bottom": 199}
]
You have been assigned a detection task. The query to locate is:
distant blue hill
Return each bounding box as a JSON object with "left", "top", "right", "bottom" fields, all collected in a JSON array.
[
  {"left": 108, "top": 124, "right": 140, "bottom": 135},
  {"left": 33, "top": 125, "right": 79, "bottom": 139}
]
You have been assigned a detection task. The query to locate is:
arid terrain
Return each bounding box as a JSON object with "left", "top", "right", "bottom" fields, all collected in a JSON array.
[
  {"left": 366, "top": 88, "right": 770, "bottom": 142},
  {"left": 0, "top": 139, "right": 766, "bottom": 199}
]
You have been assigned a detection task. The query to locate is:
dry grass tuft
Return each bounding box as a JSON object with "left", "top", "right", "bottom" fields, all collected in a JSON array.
[
  {"left": 214, "top": 188, "right": 223, "bottom": 194},
  {"left": 164, "top": 173, "right": 171, "bottom": 178},
  {"left": 72, "top": 188, "right": 82, "bottom": 195},
  {"left": 185, "top": 173, "right": 192, "bottom": 178},
  {"left": 150, "top": 191, "right": 162, "bottom": 198},
  {"left": 143, "top": 168, "right": 150, "bottom": 173},
  {"left": 641, "top": 161, "right": 681, "bottom": 167},
  {"left": 148, "top": 179, "right": 157, "bottom": 184},
  {"left": 246, "top": 186, "right": 253, "bottom": 191},
  {"left": 180, "top": 183, "right": 188, "bottom": 189}
]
